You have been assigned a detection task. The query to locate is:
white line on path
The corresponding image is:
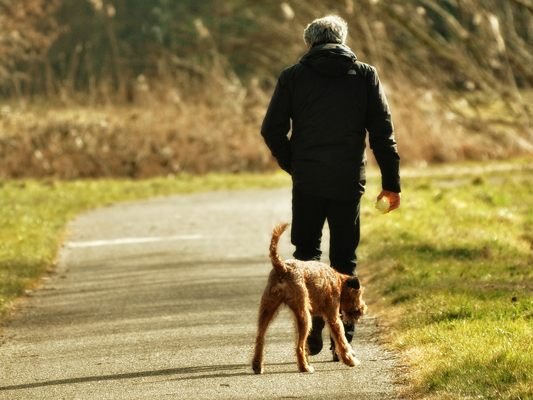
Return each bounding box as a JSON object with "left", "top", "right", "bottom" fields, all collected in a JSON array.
[{"left": 66, "top": 235, "right": 203, "bottom": 248}]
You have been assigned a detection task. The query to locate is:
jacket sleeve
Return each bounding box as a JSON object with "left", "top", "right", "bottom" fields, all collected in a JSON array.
[
  {"left": 261, "top": 74, "right": 292, "bottom": 174},
  {"left": 365, "top": 67, "right": 401, "bottom": 193}
]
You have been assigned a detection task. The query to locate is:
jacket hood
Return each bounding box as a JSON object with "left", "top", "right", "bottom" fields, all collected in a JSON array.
[{"left": 300, "top": 43, "right": 357, "bottom": 77}]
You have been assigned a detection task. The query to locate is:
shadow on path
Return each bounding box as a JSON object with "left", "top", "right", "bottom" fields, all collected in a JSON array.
[{"left": 0, "top": 362, "right": 316, "bottom": 391}]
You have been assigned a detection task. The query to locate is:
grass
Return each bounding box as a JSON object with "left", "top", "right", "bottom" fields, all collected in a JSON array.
[
  {"left": 1, "top": 159, "right": 531, "bottom": 399},
  {"left": 360, "top": 159, "right": 532, "bottom": 400},
  {"left": 0, "top": 173, "right": 290, "bottom": 319}
]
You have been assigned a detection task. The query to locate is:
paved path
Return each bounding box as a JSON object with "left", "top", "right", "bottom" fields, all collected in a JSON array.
[{"left": 0, "top": 189, "right": 401, "bottom": 399}]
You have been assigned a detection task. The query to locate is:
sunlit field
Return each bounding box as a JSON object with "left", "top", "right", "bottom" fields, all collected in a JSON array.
[{"left": 362, "top": 160, "right": 532, "bottom": 400}]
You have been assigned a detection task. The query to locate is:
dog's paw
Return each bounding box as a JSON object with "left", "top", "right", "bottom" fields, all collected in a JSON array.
[
  {"left": 252, "top": 360, "right": 264, "bottom": 374},
  {"left": 342, "top": 352, "right": 361, "bottom": 367},
  {"left": 299, "top": 364, "right": 315, "bottom": 373},
  {"left": 347, "top": 355, "right": 361, "bottom": 367}
]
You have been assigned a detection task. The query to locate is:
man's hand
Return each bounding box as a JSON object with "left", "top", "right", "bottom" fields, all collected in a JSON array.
[{"left": 377, "top": 190, "right": 401, "bottom": 213}]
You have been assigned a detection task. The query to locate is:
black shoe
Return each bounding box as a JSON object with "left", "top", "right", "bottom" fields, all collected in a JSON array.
[
  {"left": 331, "top": 346, "right": 340, "bottom": 362},
  {"left": 307, "top": 317, "right": 325, "bottom": 355},
  {"left": 344, "top": 322, "right": 355, "bottom": 343}
]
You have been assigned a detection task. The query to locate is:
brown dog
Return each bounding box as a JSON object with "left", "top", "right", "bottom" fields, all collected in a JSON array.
[{"left": 252, "top": 223, "right": 367, "bottom": 374}]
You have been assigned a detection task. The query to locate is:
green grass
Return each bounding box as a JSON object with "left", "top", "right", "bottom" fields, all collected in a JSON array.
[
  {"left": 361, "top": 160, "right": 532, "bottom": 400},
  {"left": 0, "top": 173, "right": 290, "bottom": 318}
]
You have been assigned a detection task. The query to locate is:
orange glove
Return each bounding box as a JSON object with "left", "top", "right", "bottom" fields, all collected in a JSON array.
[{"left": 377, "top": 190, "right": 401, "bottom": 213}]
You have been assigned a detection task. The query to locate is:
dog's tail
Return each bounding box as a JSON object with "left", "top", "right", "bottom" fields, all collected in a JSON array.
[{"left": 270, "top": 223, "right": 289, "bottom": 274}]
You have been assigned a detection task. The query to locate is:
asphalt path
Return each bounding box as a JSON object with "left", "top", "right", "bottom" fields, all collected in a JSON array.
[{"left": 0, "top": 188, "right": 401, "bottom": 399}]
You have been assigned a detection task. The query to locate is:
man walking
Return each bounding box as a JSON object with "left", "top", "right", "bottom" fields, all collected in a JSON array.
[{"left": 260, "top": 15, "right": 401, "bottom": 359}]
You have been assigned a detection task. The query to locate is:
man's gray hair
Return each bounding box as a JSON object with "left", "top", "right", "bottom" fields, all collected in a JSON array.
[{"left": 303, "top": 15, "right": 348, "bottom": 47}]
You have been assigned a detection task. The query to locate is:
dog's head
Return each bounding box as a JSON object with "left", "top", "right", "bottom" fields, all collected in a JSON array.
[{"left": 340, "top": 277, "right": 367, "bottom": 324}]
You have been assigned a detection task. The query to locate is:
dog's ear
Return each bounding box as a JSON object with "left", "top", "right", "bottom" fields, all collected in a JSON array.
[{"left": 346, "top": 277, "right": 360, "bottom": 290}]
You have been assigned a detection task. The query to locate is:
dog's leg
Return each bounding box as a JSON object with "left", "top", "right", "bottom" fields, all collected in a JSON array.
[
  {"left": 327, "top": 316, "right": 360, "bottom": 367},
  {"left": 288, "top": 296, "right": 314, "bottom": 373},
  {"left": 252, "top": 293, "right": 282, "bottom": 374}
]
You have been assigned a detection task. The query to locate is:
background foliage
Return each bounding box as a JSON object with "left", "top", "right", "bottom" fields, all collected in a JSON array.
[
  {"left": 0, "top": 0, "right": 532, "bottom": 178},
  {"left": 2, "top": 0, "right": 532, "bottom": 96}
]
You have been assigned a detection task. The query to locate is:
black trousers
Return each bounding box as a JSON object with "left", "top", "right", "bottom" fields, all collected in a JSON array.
[{"left": 290, "top": 188, "right": 360, "bottom": 276}]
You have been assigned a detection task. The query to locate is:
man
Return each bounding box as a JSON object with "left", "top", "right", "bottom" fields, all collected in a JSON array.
[{"left": 261, "top": 15, "right": 401, "bottom": 359}]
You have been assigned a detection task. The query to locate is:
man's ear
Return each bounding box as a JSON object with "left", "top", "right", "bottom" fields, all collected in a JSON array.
[{"left": 346, "top": 277, "right": 360, "bottom": 290}]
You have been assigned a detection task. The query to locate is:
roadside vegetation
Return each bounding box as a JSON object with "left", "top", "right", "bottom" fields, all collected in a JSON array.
[{"left": 361, "top": 159, "right": 532, "bottom": 400}]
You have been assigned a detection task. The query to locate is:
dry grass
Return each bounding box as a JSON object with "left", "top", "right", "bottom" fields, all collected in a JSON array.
[
  {"left": 0, "top": 85, "right": 272, "bottom": 178},
  {"left": 389, "top": 84, "right": 533, "bottom": 164},
  {"left": 1, "top": 84, "right": 531, "bottom": 179}
]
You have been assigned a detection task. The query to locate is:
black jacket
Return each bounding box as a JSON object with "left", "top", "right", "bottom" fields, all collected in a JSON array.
[{"left": 261, "top": 43, "right": 401, "bottom": 200}]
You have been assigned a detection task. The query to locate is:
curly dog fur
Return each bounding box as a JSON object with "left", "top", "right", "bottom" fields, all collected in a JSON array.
[{"left": 252, "top": 223, "right": 367, "bottom": 374}]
